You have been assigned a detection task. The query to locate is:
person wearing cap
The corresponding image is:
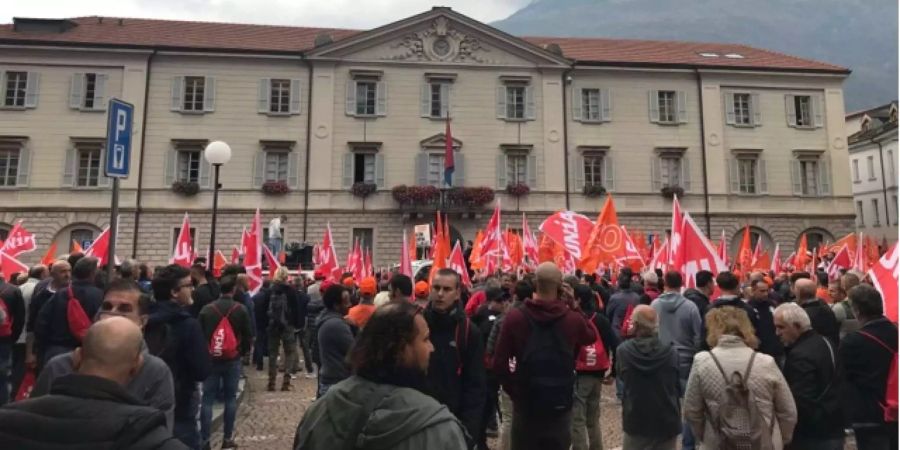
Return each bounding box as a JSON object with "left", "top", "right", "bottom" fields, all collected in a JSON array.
[
  {"left": 414, "top": 281, "right": 430, "bottom": 308},
  {"left": 346, "top": 277, "right": 377, "bottom": 329}
]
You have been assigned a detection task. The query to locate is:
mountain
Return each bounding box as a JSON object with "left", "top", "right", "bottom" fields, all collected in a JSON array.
[{"left": 492, "top": 0, "right": 897, "bottom": 111}]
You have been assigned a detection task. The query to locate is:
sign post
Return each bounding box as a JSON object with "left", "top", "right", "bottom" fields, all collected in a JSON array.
[{"left": 104, "top": 98, "right": 134, "bottom": 276}]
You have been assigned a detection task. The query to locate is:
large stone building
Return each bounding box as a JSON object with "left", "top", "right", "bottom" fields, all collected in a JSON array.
[
  {"left": 846, "top": 101, "right": 898, "bottom": 245},
  {"left": 0, "top": 7, "right": 855, "bottom": 267}
]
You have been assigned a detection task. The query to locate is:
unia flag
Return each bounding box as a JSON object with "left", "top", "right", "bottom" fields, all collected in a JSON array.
[
  {"left": 170, "top": 213, "right": 193, "bottom": 268},
  {"left": 579, "top": 195, "right": 624, "bottom": 274},
  {"left": 0, "top": 220, "right": 37, "bottom": 258}
]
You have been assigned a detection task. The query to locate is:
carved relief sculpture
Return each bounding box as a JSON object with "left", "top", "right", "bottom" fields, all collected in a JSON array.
[{"left": 386, "top": 17, "right": 493, "bottom": 63}]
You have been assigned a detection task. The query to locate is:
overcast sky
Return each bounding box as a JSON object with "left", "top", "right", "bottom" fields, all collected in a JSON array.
[{"left": 2, "top": 0, "right": 531, "bottom": 29}]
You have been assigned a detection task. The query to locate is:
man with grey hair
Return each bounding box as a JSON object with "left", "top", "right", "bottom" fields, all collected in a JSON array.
[
  {"left": 616, "top": 305, "right": 681, "bottom": 449},
  {"left": 794, "top": 278, "right": 839, "bottom": 344},
  {"left": 25, "top": 259, "right": 71, "bottom": 368},
  {"left": 774, "top": 302, "right": 843, "bottom": 449}
]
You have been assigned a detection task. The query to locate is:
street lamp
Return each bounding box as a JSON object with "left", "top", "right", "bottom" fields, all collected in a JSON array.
[{"left": 204, "top": 141, "right": 232, "bottom": 264}]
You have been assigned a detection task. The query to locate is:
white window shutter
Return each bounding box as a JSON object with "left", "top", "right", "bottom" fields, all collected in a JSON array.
[
  {"left": 290, "top": 79, "right": 302, "bottom": 115},
  {"left": 93, "top": 74, "right": 108, "bottom": 111},
  {"left": 648, "top": 90, "right": 660, "bottom": 123},
  {"left": 375, "top": 81, "right": 387, "bottom": 116},
  {"left": 342, "top": 153, "right": 354, "bottom": 188},
  {"left": 496, "top": 86, "right": 507, "bottom": 119},
  {"left": 253, "top": 152, "right": 266, "bottom": 187},
  {"left": 525, "top": 86, "right": 536, "bottom": 120},
  {"left": 573, "top": 153, "right": 584, "bottom": 190},
  {"left": 62, "top": 147, "right": 76, "bottom": 187},
  {"left": 758, "top": 159, "right": 768, "bottom": 194},
  {"left": 70, "top": 73, "right": 85, "bottom": 109},
  {"left": 818, "top": 157, "right": 831, "bottom": 195},
  {"left": 165, "top": 150, "right": 177, "bottom": 185},
  {"left": 420, "top": 84, "right": 430, "bottom": 117},
  {"left": 785, "top": 95, "right": 797, "bottom": 127},
  {"left": 440, "top": 83, "right": 450, "bottom": 118},
  {"left": 724, "top": 91, "right": 736, "bottom": 125},
  {"left": 171, "top": 76, "right": 184, "bottom": 111},
  {"left": 287, "top": 151, "right": 299, "bottom": 188},
  {"left": 677, "top": 91, "right": 688, "bottom": 123},
  {"left": 496, "top": 154, "right": 508, "bottom": 188},
  {"left": 650, "top": 155, "right": 661, "bottom": 190},
  {"left": 813, "top": 94, "right": 824, "bottom": 128},
  {"left": 345, "top": 81, "right": 356, "bottom": 116},
  {"left": 16, "top": 147, "right": 30, "bottom": 186},
  {"left": 24, "top": 72, "right": 40, "bottom": 108},
  {"left": 728, "top": 158, "right": 739, "bottom": 193},
  {"left": 199, "top": 157, "right": 211, "bottom": 188},
  {"left": 203, "top": 77, "right": 216, "bottom": 112},
  {"left": 604, "top": 154, "right": 615, "bottom": 191},
  {"left": 454, "top": 153, "right": 465, "bottom": 186},
  {"left": 681, "top": 156, "right": 691, "bottom": 191},
  {"left": 601, "top": 88, "right": 612, "bottom": 122},
  {"left": 258, "top": 79, "right": 270, "bottom": 113},
  {"left": 751, "top": 93, "right": 761, "bottom": 126},
  {"left": 790, "top": 159, "right": 802, "bottom": 195},
  {"left": 415, "top": 153, "right": 428, "bottom": 186},
  {"left": 374, "top": 154, "right": 385, "bottom": 188},
  {"left": 572, "top": 87, "right": 583, "bottom": 121},
  {"left": 527, "top": 154, "right": 537, "bottom": 187}
]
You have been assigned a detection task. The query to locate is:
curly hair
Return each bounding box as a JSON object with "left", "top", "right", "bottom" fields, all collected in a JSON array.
[
  {"left": 347, "top": 302, "right": 422, "bottom": 374},
  {"left": 705, "top": 306, "right": 759, "bottom": 349}
]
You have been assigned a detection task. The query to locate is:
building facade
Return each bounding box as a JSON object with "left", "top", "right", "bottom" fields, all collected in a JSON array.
[
  {"left": 0, "top": 8, "right": 855, "bottom": 267},
  {"left": 846, "top": 102, "right": 898, "bottom": 245}
]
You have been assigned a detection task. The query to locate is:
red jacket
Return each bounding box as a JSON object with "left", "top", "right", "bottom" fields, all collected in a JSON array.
[{"left": 491, "top": 297, "right": 596, "bottom": 402}]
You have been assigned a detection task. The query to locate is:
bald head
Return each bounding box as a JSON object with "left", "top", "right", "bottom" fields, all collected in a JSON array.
[
  {"left": 631, "top": 305, "right": 659, "bottom": 337},
  {"left": 794, "top": 278, "right": 817, "bottom": 302},
  {"left": 74, "top": 317, "right": 144, "bottom": 386},
  {"left": 534, "top": 262, "right": 563, "bottom": 298}
]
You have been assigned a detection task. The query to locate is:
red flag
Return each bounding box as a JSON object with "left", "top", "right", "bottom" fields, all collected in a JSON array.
[
  {"left": 400, "top": 230, "right": 413, "bottom": 277},
  {"left": 521, "top": 214, "right": 539, "bottom": 268},
  {"left": 668, "top": 196, "right": 684, "bottom": 269},
  {"left": 480, "top": 203, "right": 503, "bottom": 274},
  {"left": 868, "top": 243, "right": 898, "bottom": 322},
  {"left": 736, "top": 226, "right": 752, "bottom": 274},
  {"left": 41, "top": 241, "right": 58, "bottom": 266},
  {"left": 649, "top": 239, "right": 670, "bottom": 271},
  {"left": 579, "top": 195, "right": 625, "bottom": 274},
  {"left": 539, "top": 211, "right": 594, "bottom": 264},
  {"left": 230, "top": 246, "right": 240, "bottom": 264},
  {"left": 429, "top": 212, "right": 451, "bottom": 282},
  {"left": 243, "top": 210, "right": 264, "bottom": 294},
  {"left": 826, "top": 244, "right": 852, "bottom": 280},
  {"left": 278, "top": 251, "right": 286, "bottom": 265},
  {"left": 0, "top": 250, "right": 28, "bottom": 280},
  {"left": 752, "top": 251, "right": 771, "bottom": 272},
  {"left": 618, "top": 225, "right": 646, "bottom": 272},
  {"left": 84, "top": 227, "right": 112, "bottom": 267},
  {"left": 346, "top": 238, "right": 362, "bottom": 280},
  {"left": 717, "top": 229, "right": 728, "bottom": 266},
  {"left": 771, "top": 243, "right": 782, "bottom": 274},
  {"left": 679, "top": 210, "right": 728, "bottom": 288},
  {"left": 170, "top": 213, "right": 193, "bottom": 268},
  {"left": 854, "top": 232, "right": 866, "bottom": 272},
  {"left": 317, "top": 223, "right": 341, "bottom": 281},
  {"left": 795, "top": 234, "right": 810, "bottom": 270},
  {"left": 751, "top": 237, "right": 763, "bottom": 267},
  {"left": 213, "top": 250, "right": 228, "bottom": 278},
  {"left": 263, "top": 244, "right": 281, "bottom": 278},
  {"left": 0, "top": 221, "right": 37, "bottom": 258},
  {"left": 505, "top": 229, "right": 523, "bottom": 270},
  {"left": 408, "top": 230, "right": 417, "bottom": 263},
  {"left": 448, "top": 241, "right": 472, "bottom": 289},
  {"left": 71, "top": 240, "right": 84, "bottom": 254},
  {"left": 364, "top": 247, "right": 373, "bottom": 278}
]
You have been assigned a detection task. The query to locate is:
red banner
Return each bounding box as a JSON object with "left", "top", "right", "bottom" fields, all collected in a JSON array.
[
  {"left": 0, "top": 221, "right": 37, "bottom": 258},
  {"left": 869, "top": 243, "right": 898, "bottom": 323},
  {"left": 170, "top": 213, "right": 193, "bottom": 268}
]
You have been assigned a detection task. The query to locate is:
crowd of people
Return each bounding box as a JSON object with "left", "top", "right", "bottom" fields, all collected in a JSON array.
[{"left": 0, "top": 248, "right": 896, "bottom": 450}]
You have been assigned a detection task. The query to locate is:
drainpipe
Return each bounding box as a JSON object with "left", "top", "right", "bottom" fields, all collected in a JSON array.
[
  {"left": 694, "top": 68, "right": 712, "bottom": 236},
  {"left": 873, "top": 137, "right": 891, "bottom": 223},
  {"left": 561, "top": 67, "right": 573, "bottom": 210},
  {"left": 301, "top": 56, "right": 314, "bottom": 242},
  {"left": 131, "top": 50, "right": 156, "bottom": 258}
]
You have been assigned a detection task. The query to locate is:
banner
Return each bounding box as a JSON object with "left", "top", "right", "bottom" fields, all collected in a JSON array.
[
  {"left": 539, "top": 211, "right": 594, "bottom": 262},
  {"left": 678, "top": 210, "right": 728, "bottom": 288},
  {"left": 448, "top": 241, "right": 473, "bottom": 289},
  {"left": 579, "top": 195, "right": 625, "bottom": 274},
  {"left": 0, "top": 220, "right": 37, "bottom": 258},
  {"left": 170, "top": 213, "right": 193, "bottom": 268},
  {"left": 868, "top": 243, "right": 898, "bottom": 323}
]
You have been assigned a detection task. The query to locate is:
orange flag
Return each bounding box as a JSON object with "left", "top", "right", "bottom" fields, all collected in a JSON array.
[
  {"left": 409, "top": 230, "right": 418, "bottom": 262},
  {"left": 429, "top": 212, "right": 450, "bottom": 283},
  {"left": 737, "top": 226, "right": 752, "bottom": 273},
  {"left": 578, "top": 195, "right": 624, "bottom": 274},
  {"left": 71, "top": 240, "right": 84, "bottom": 254},
  {"left": 752, "top": 251, "right": 771, "bottom": 271},
  {"left": 41, "top": 241, "right": 58, "bottom": 266},
  {"left": 538, "top": 233, "right": 554, "bottom": 263},
  {"left": 795, "top": 234, "right": 810, "bottom": 269},
  {"left": 469, "top": 230, "right": 484, "bottom": 270},
  {"left": 505, "top": 230, "right": 523, "bottom": 269}
]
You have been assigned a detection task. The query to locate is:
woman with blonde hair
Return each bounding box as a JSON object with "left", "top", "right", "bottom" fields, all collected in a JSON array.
[{"left": 684, "top": 306, "right": 797, "bottom": 450}]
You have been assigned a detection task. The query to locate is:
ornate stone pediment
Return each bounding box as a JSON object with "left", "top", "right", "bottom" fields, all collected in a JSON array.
[{"left": 385, "top": 17, "right": 492, "bottom": 63}]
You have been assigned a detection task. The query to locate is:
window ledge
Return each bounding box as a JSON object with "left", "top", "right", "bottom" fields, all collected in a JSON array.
[
  {"left": 76, "top": 108, "right": 106, "bottom": 113},
  {"left": 653, "top": 121, "right": 683, "bottom": 126},
  {"left": 264, "top": 112, "right": 293, "bottom": 117},
  {"left": 868, "top": 178, "right": 878, "bottom": 182},
  {"left": 501, "top": 118, "right": 531, "bottom": 123},
  {"left": 424, "top": 115, "right": 449, "bottom": 121},
  {"left": 729, "top": 123, "right": 755, "bottom": 128},
  {"left": 790, "top": 125, "right": 817, "bottom": 130},
  {"left": 0, "top": 185, "right": 24, "bottom": 190},
  {"left": 351, "top": 114, "right": 381, "bottom": 119},
  {"left": 177, "top": 110, "right": 209, "bottom": 116},
  {"left": 0, "top": 106, "right": 28, "bottom": 111},
  {"left": 577, "top": 119, "right": 609, "bottom": 124}
]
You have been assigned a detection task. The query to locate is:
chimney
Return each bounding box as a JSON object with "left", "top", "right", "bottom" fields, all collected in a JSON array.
[
  {"left": 544, "top": 43, "right": 563, "bottom": 56},
  {"left": 314, "top": 32, "right": 333, "bottom": 48},
  {"left": 118, "top": 18, "right": 124, "bottom": 26}
]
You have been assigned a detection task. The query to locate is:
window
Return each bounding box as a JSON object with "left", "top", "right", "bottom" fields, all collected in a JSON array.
[
  {"left": 506, "top": 85, "right": 526, "bottom": 119},
  {"left": 583, "top": 153, "right": 604, "bottom": 186},
  {"left": 422, "top": 81, "right": 450, "bottom": 118},
  {"left": 652, "top": 149, "right": 690, "bottom": 191},
  {"left": 496, "top": 146, "right": 534, "bottom": 188},
  {"left": 507, "top": 154, "right": 528, "bottom": 185},
  {"left": 888, "top": 150, "right": 896, "bottom": 183},
  {"left": 270, "top": 79, "right": 290, "bottom": 114},
  {"left": 799, "top": 159, "right": 819, "bottom": 196},
  {"left": 258, "top": 78, "right": 300, "bottom": 116},
  {"left": 426, "top": 153, "right": 444, "bottom": 187},
  {"left": 352, "top": 228, "right": 374, "bottom": 254},
  {"left": 265, "top": 151, "right": 289, "bottom": 183},
  {"left": 497, "top": 81, "right": 534, "bottom": 121},
  {"left": 573, "top": 87, "right": 611, "bottom": 123},
  {"left": 582, "top": 89, "right": 601, "bottom": 121},
  {"left": 166, "top": 141, "right": 208, "bottom": 187},
  {"left": 183, "top": 76, "right": 205, "bottom": 112},
  {"left": 872, "top": 198, "right": 881, "bottom": 226},
  {"left": 737, "top": 158, "right": 757, "bottom": 194},
  {"left": 83, "top": 73, "right": 97, "bottom": 109},
  {"left": 3, "top": 71, "right": 27, "bottom": 107},
  {"left": 857, "top": 200, "right": 865, "bottom": 227},
  {"left": 63, "top": 140, "right": 107, "bottom": 188},
  {"left": 354, "top": 153, "right": 376, "bottom": 184},
  {"left": 355, "top": 81, "right": 377, "bottom": 116},
  {"left": 853, "top": 159, "right": 860, "bottom": 183},
  {"left": 733, "top": 93, "right": 751, "bottom": 125},
  {"left": 658, "top": 90, "right": 677, "bottom": 123},
  {"left": 254, "top": 142, "right": 297, "bottom": 188},
  {"left": 171, "top": 76, "right": 214, "bottom": 113},
  {"left": 660, "top": 155, "right": 682, "bottom": 187},
  {"left": 177, "top": 150, "right": 201, "bottom": 183},
  {"left": 70, "top": 229, "right": 96, "bottom": 251},
  {"left": 342, "top": 145, "right": 383, "bottom": 188},
  {"left": 867, "top": 155, "right": 876, "bottom": 180},
  {"left": 77, "top": 146, "right": 102, "bottom": 187},
  {"left": 792, "top": 153, "right": 830, "bottom": 197},
  {"left": 795, "top": 96, "right": 811, "bottom": 126},
  {"left": 787, "top": 95, "right": 817, "bottom": 127},
  {"left": 650, "top": 90, "right": 686, "bottom": 124},
  {"left": 0, "top": 146, "right": 19, "bottom": 187},
  {"left": 346, "top": 74, "right": 385, "bottom": 117}
]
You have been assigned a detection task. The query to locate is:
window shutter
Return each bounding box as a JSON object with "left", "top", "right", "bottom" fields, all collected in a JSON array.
[
  {"left": 601, "top": 88, "right": 612, "bottom": 122},
  {"left": 98, "top": 151, "right": 111, "bottom": 187},
  {"left": 648, "top": 90, "right": 660, "bottom": 123},
  {"left": 758, "top": 159, "right": 768, "bottom": 194},
  {"left": 16, "top": 147, "right": 30, "bottom": 186},
  {"left": 724, "top": 91, "right": 736, "bottom": 125},
  {"left": 525, "top": 86, "right": 536, "bottom": 120},
  {"left": 527, "top": 154, "right": 537, "bottom": 187},
  {"left": 785, "top": 95, "right": 797, "bottom": 127},
  {"left": 93, "top": 74, "right": 108, "bottom": 111},
  {"left": 253, "top": 152, "right": 266, "bottom": 187},
  {"left": 290, "top": 79, "right": 302, "bottom": 115},
  {"left": 24, "top": 72, "right": 40, "bottom": 108},
  {"left": 650, "top": 155, "right": 661, "bottom": 190},
  {"left": 790, "top": 159, "right": 803, "bottom": 195},
  {"left": 440, "top": 83, "right": 450, "bottom": 118},
  {"left": 572, "top": 87, "right": 583, "bottom": 121},
  {"left": 420, "top": 84, "right": 430, "bottom": 117},
  {"left": 165, "top": 150, "right": 177, "bottom": 185},
  {"left": 70, "top": 73, "right": 85, "bottom": 109},
  {"left": 496, "top": 154, "right": 508, "bottom": 188},
  {"left": 454, "top": 153, "right": 465, "bottom": 186},
  {"left": 677, "top": 91, "right": 688, "bottom": 123},
  {"left": 681, "top": 156, "right": 691, "bottom": 191},
  {"left": 62, "top": 147, "right": 76, "bottom": 187},
  {"left": 345, "top": 80, "right": 356, "bottom": 116},
  {"left": 818, "top": 157, "right": 831, "bottom": 196},
  {"left": 496, "top": 86, "right": 507, "bottom": 119},
  {"left": 728, "top": 158, "right": 739, "bottom": 193},
  {"left": 375, "top": 81, "right": 387, "bottom": 116},
  {"left": 171, "top": 76, "right": 184, "bottom": 111},
  {"left": 258, "top": 79, "right": 270, "bottom": 113},
  {"left": 203, "top": 77, "right": 216, "bottom": 112},
  {"left": 813, "top": 94, "right": 824, "bottom": 128},
  {"left": 572, "top": 153, "right": 584, "bottom": 190},
  {"left": 374, "top": 154, "right": 385, "bottom": 188},
  {"left": 199, "top": 157, "right": 211, "bottom": 188},
  {"left": 342, "top": 153, "right": 354, "bottom": 188},
  {"left": 416, "top": 153, "right": 428, "bottom": 186},
  {"left": 604, "top": 154, "right": 615, "bottom": 191},
  {"left": 751, "top": 93, "right": 761, "bottom": 126},
  {"left": 287, "top": 151, "right": 299, "bottom": 188}
]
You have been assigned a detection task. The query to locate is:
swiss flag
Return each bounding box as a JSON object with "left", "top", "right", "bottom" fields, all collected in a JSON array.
[
  {"left": 230, "top": 246, "right": 241, "bottom": 264},
  {"left": 0, "top": 221, "right": 37, "bottom": 258},
  {"left": 448, "top": 241, "right": 473, "bottom": 289},
  {"left": 678, "top": 210, "right": 728, "bottom": 288},
  {"left": 170, "top": 213, "right": 193, "bottom": 268},
  {"left": 868, "top": 243, "right": 898, "bottom": 323},
  {"left": 521, "top": 214, "right": 539, "bottom": 268},
  {"left": 826, "top": 244, "right": 852, "bottom": 280}
]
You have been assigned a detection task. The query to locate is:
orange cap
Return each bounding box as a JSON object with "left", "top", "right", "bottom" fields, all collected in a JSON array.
[
  {"left": 342, "top": 277, "right": 356, "bottom": 288},
  {"left": 415, "top": 281, "right": 430, "bottom": 298},
  {"left": 359, "top": 277, "right": 377, "bottom": 296}
]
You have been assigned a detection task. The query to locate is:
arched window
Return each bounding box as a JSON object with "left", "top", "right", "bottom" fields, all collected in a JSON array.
[
  {"left": 51, "top": 223, "right": 101, "bottom": 255},
  {"left": 730, "top": 226, "right": 773, "bottom": 260},
  {"left": 797, "top": 228, "right": 834, "bottom": 252}
]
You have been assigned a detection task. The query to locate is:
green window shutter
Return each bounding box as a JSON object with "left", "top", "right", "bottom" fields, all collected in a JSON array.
[
  {"left": 496, "top": 154, "right": 508, "bottom": 188},
  {"left": 454, "top": 153, "right": 465, "bottom": 186},
  {"left": 604, "top": 154, "right": 615, "bottom": 191},
  {"left": 751, "top": 93, "right": 761, "bottom": 126},
  {"left": 345, "top": 80, "right": 356, "bottom": 116},
  {"left": 525, "top": 86, "right": 536, "bottom": 120},
  {"left": 572, "top": 153, "right": 584, "bottom": 190},
  {"left": 758, "top": 158, "right": 768, "bottom": 194},
  {"left": 416, "top": 153, "right": 428, "bottom": 186},
  {"left": 791, "top": 159, "right": 803, "bottom": 195},
  {"left": 572, "top": 86, "right": 583, "bottom": 121},
  {"left": 681, "top": 156, "right": 692, "bottom": 191},
  {"left": 93, "top": 74, "right": 108, "bottom": 111},
  {"left": 600, "top": 88, "right": 612, "bottom": 122},
  {"left": 440, "top": 84, "right": 450, "bottom": 118},
  {"left": 342, "top": 153, "right": 354, "bottom": 188},
  {"left": 375, "top": 81, "right": 387, "bottom": 116},
  {"left": 728, "top": 158, "right": 740, "bottom": 193},
  {"left": 253, "top": 152, "right": 266, "bottom": 187},
  {"left": 724, "top": 91, "right": 736, "bottom": 125},
  {"left": 818, "top": 157, "right": 831, "bottom": 196},
  {"left": 527, "top": 155, "right": 537, "bottom": 187},
  {"left": 171, "top": 76, "right": 184, "bottom": 111},
  {"left": 496, "top": 86, "right": 507, "bottom": 119},
  {"left": 165, "top": 150, "right": 177, "bottom": 185},
  {"left": 420, "top": 83, "right": 430, "bottom": 117},
  {"left": 62, "top": 147, "right": 76, "bottom": 187},
  {"left": 374, "top": 154, "right": 385, "bottom": 188},
  {"left": 199, "top": 156, "right": 211, "bottom": 188},
  {"left": 24, "top": 72, "right": 40, "bottom": 108},
  {"left": 677, "top": 91, "right": 688, "bottom": 123},
  {"left": 650, "top": 154, "right": 661, "bottom": 190},
  {"left": 287, "top": 151, "right": 299, "bottom": 188},
  {"left": 813, "top": 94, "right": 824, "bottom": 128}
]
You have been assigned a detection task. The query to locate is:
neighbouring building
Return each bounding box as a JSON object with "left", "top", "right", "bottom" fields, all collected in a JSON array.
[
  {"left": 846, "top": 101, "right": 898, "bottom": 246},
  {"left": 0, "top": 7, "right": 855, "bottom": 268}
]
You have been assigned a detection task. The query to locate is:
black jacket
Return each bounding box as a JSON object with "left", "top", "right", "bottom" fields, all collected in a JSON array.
[
  {"left": 0, "top": 281, "right": 25, "bottom": 345},
  {"left": 707, "top": 296, "right": 763, "bottom": 352},
  {"left": 0, "top": 374, "right": 187, "bottom": 450},
  {"left": 839, "top": 317, "right": 898, "bottom": 427},
  {"left": 198, "top": 296, "right": 253, "bottom": 360},
  {"left": 423, "top": 303, "right": 486, "bottom": 445},
  {"left": 34, "top": 280, "right": 103, "bottom": 354},
  {"left": 682, "top": 288, "right": 709, "bottom": 321},
  {"left": 748, "top": 298, "right": 784, "bottom": 358},
  {"left": 800, "top": 299, "right": 840, "bottom": 344},
  {"left": 26, "top": 285, "right": 56, "bottom": 333},
  {"left": 255, "top": 282, "right": 304, "bottom": 330},
  {"left": 782, "top": 330, "right": 843, "bottom": 438},
  {"left": 615, "top": 335, "right": 681, "bottom": 438},
  {"left": 189, "top": 281, "right": 221, "bottom": 318}
]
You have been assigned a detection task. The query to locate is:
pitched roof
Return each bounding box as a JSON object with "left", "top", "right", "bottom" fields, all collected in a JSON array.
[{"left": 0, "top": 16, "right": 848, "bottom": 73}]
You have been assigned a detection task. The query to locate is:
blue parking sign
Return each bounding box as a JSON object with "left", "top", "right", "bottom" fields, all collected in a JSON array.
[{"left": 105, "top": 98, "right": 134, "bottom": 178}]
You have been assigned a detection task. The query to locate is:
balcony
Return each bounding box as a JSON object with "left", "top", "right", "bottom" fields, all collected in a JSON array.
[{"left": 393, "top": 185, "right": 495, "bottom": 215}]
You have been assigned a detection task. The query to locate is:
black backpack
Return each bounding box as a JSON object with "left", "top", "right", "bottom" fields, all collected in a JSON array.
[
  {"left": 268, "top": 290, "right": 290, "bottom": 330},
  {"left": 145, "top": 321, "right": 180, "bottom": 372},
  {"left": 517, "top": 312, "right": 576, "bottom": 415}
]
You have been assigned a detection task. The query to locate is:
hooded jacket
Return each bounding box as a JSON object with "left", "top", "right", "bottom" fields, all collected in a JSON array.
[
  {"left": 314, "top": 309, "right": 354, "bottom": 384},
  {"left": 606, "top": 289, "right": 640, "bottom": 337},
  {"left": 650, "top": 291, "right": 702, "bottom": 382},
  {"left": 615, "top": 335, "right": 681, "bottom": 438},
  {"left": 681, "top": 288, "right": 709, "bottom": 319},
  {"left": 294, "top": 375, "right": 468, "bottom": 450}
]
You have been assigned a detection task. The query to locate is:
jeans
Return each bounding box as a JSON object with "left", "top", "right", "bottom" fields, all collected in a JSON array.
[
  {"left": 253, "top": 329, "right": 268, "bottom": 369},
  {"left": 200, "top": 359, "right": 241, "bottom": 444},
  {"left": 297, "top": 330, "right": 314, "bottom": 373},
  {"left": 511, "top": 408, "right": 573, "bottom": 450},
  {"left": 477, "top": 378, "right": 500, "bottom": 450},
  {"left": 174, "top": 389, "right": 201, "bottom": 450},
  {"left": 268, "top": 238, "right": 283, "bottom": 261},
  {"left": 571, "top": 374, "right": 603, "bottom": 450},
  {"left": 854, "top": 425, "right": 899, "bottom": 450},
  {"left": 0, "top": 343, "right": 10, "bottom": 405},
  {"left": 268, "top": 326, "right": 296, "bottom": 384},
  {"left": 498, "top": 390, "right": 513, "bottom": 450}
]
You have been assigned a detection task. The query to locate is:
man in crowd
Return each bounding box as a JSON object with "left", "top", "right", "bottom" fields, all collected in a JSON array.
[
  {"left": 33, "top": 279, "right": 175, "bottom": 429},
  {"left": 146, "top": 264, "right": 212, "bottom": 450},
  {"left": 639, "top": 270, "right": 661, "bottom": 305},
  {"left": 0, "top": 269, "right": 26, "bottom": 405},
  {"left": 346, "top": 276, "right": 377, "bottom": 328},
  {"left": 774, "top": 302, "right": 843, "bottom": 450},
  {"left": 681, "top": 270, "right": 713, "bottom": 321},
  {"left": 0, "top": 317, "right": 187, "bottom": 449},
  {"left": 606, "top": 269, "right": 640, "bottom": 339},
  {"left": 25, "top": 260, "right": 70, "bottom": 370},
  {"left": 313, "top": 284, "right": 354, "bottom": 398},
  {"left": 616, "top": 305, "right": 681, "bottom": 449},
  {"left": 423, "top": 268, "right": 486, "bottom": 446},
  {"left": 189, "top": 263, "right": 220, "bottom": 318},
  {"left": 749, "top": 279, "right": 783, "bottom": 358},
  {"left": 388, "top": 274, "right": 414, "bottom": 305},
  {"left": 256, "top": 266, "right": 302, "bottom": 391},
  {"left": 198, "top": 274, "right": 253, "bottom": 450},
  {"left": 832, "top": 272, "right": 860, "bottom": 339},
  {"left": 10, "top": 265, "right": 46, "bottom": 397},
  {"left": 839, "top": 284, "right": 898, "bottom": 450},
  {"left": 794, "top": 278, "right": 840, "bottom": 344},
  {"left": 492, "top": 263, "right": 595, "bottom": 450}
]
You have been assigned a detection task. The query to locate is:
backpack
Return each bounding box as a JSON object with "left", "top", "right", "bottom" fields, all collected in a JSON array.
[
  {"left": 146, "top": 321, "right": 180, "bottom": 369},
  {"left": 0, "top": 285, "right": 12, "bottom": 338},
  {"left": 268, "top": 290, "right": 290, "bottom": 330},
  {"left": 858, "top": 330, "right": 899, "bottom": 423},
  {"left": 619, "top": 303, "right": 635, "bottom": 337},
  {"left": 517, "top": 312, "right": 576, "bottom": 415},
  {"left": 576, "top": 314, "right": 610, "bottom": 372},
  {"left": 209, "top": 304, "right": 240, "bottom": 360},
  {"left": 708, "top": 351, "right": 775, "bottom": 450},
  {"left": 66, "top": 286, "right": 91, "bottom": 342}
]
